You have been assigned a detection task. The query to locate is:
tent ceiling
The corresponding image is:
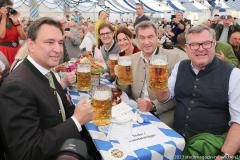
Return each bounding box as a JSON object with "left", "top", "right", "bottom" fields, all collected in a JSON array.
[{"left": 12, "top": 0, "right": 238, "bottom": 13}]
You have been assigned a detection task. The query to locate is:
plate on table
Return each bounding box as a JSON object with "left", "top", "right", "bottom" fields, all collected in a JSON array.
[{"left": 111, "top": 102, "right": 134, "bottom": 124}]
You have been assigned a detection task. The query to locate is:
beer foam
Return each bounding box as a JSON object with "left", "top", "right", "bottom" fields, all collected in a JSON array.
[
  {"left": 151, "top": 59, "right": 168, "bottom": 65},
  {"left": 118, "top": 59, "right": 131, "bottom": 66},
  {"left": 93, "top": 90, "right": 111, "bottom": 100},
  {"left": 109, "top": 54, "right": 118, "bottom": 60},
  {"left": 78, "top": 67, "right": 91, "bottom": 72}
]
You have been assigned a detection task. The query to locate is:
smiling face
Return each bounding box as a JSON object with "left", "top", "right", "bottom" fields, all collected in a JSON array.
[
  {"left": 137, "top": 26, "right": 158, "bottom": 57},
  {"left": 117, "top": 33, "right": 132, "bottom": 52},
  {"left": 99, "top": 26, "right": 114, "bottom": 46},
  {"left": 27, "top": 24, "right": 64, "bottom": 70},
  {"left": 185, "top": 29, "right": 216, "bottom": 70}
]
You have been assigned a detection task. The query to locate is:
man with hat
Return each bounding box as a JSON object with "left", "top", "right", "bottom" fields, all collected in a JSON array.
[{"left": 214, "top": 14, "right": 240, "bottom": 43}]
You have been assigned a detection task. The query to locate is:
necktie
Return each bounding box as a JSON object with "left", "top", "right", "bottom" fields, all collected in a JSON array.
[{"left": 45, "top": 72, "right": 66, "bottom": 121}]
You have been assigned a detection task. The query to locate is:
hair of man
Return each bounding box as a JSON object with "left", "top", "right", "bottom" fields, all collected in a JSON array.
[
  {"left": 0, "top": 0, "right": 13, "bottom": 7},
  {"left": 185, "top": 24, "right": 216, "bottom": 44},
  {"left": 135, "top": 20, "right": 158, "bottom": 37},
  {"left": 27, "top": 17, "right": 63, "bottom": 41}
]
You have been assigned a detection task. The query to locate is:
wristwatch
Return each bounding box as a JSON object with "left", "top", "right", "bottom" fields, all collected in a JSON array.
[{"left": 220, "top": 152, "right": 234, "bottom": 160}]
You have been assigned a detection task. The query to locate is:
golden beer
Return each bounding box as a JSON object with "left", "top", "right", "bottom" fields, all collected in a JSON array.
[
  {"left": 108, "top": 54, "right": 118, "bottom": 77},
  {"left": 76, "top": 64, "right": 91, "bottom": 91},
  {"left": 92, "top": 87, "right": 112, "bottom": 126},
  {"left": 149, "top": 57, "right": 169, "bottom": 91},
  {"left": 118, "top": 56, "right": 133, "bottom": 85}
]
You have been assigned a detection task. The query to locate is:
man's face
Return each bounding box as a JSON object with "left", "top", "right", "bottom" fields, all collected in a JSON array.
[
  {"left": 27, "top": 24, "right": 64, "bottom": 70},
  {"left": 176, "top": 12, "right": 183, "bottom": 20},
  {"left": 99, "top": 27, "right": 114, "bottom": 46},
  {"left": 100, "top": 11, "right": 108, "bottom": 20},
  {"left": 185, "top": 30, "right": 216, "bottom": 70},
  {"left": 229, "top": 32, "right": 240, "bottom": 47},
  {"left": 137, "top": 26, "right": 158, "bottom": 56},
  {"left": 117, "top": 33, "right": 132, "bottom": 52},
  {"left": 222, "top": 16, "right": 232, "bottom": 26},
  {"left": 136, "top": 5, "right": 144, "bottom": 17}
]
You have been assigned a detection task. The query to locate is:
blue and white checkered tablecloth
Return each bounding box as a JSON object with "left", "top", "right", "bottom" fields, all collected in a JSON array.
[{"left": 69, "top": 76, "right": 185, "bottom": 160}]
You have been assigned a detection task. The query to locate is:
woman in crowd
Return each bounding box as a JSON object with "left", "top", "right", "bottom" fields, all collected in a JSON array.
[
  {"left": 0, "top": 0, "right": 27, "bottom": 64},
  {"left": 116, "top": 26, "right": 140, "bottom": 56}
]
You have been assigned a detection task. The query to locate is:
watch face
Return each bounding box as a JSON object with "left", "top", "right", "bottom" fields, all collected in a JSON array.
[{"left": 222, "top": 155, "right": 233, "bottom": 160}]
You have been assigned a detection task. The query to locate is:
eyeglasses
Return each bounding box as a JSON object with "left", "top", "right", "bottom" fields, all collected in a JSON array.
[
  {"left": 186, "top": 41, "right": 215, "bottom": 50},
  {"left": 100, "top": 32, "right": 112, "bottom": 37}
]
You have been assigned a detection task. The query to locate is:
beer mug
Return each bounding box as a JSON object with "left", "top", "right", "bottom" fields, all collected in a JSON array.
[
  {"left": 76, "top": 63, "right": 91, "bottom": 91},
  {"left": 118, "top": 56, "right": 133, "bottom": 85},
  {"left": 149, "top": 55, "right": 169, "bottom": 91},
  {"left": 92, "top": 86, "right": 112, "bottom": 126},
  {"left": 108, "top": 54, "right": 118, "bottom": 77}
]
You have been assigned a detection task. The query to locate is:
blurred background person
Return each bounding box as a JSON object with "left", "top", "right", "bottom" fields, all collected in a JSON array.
[
  {"left": 0, "top": 51, "right": 9, "bottom": 85},
  {"left": 63, "top": 21, "right": 81, "bottom": 59},
  {"left": 211, "top": 14, "right": 220, "bottom": 29},
  {"left": 95, "top": 10, "right": 108, "bottom": 46},
  {"left": 229, "top": 31, "right": 240, "bottom": 66},
  {"left": 214, "top": 15, "right": 240, "bottom": 43},
  {"left": 169, "top": 11, "right": 185, "bottom": 44},
  {"left": 0, "top": 0, "right": 27, "bottom": 64},
  {"left": 79, "top": 21, "right": 96, "bottom": 54},
  {"left": 116, "top": 27, "right": 140, "bottom": 56},
  {"left": 133, "top": 3, "right": 149, "bottom": 27},
  {"left": 215, "top": 41, "right": 239, "bottom": 67}
]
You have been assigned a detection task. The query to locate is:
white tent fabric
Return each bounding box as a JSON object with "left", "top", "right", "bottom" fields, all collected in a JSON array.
[
  {"left": 12, "top": 0, "right": 240, "bottom": 12},
  {"left": 167, "top": 0, "right": 186, "bottom": 11},
  {"left": 140, "top": 0, "right": 173, "bottom": 13}
]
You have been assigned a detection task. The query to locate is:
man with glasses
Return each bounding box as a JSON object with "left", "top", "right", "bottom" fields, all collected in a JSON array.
[
  {"left": 0, "top": 17, "right": 97, "bottom": 160},
  {"left": 214, "top": 15, "right": 240, "bottom": 43},
  {"left": 98, "top": 23, "right": 120, "bottom": 72},
  {"left": 155, "top": 24, "right": 240, "bottom": 159}
]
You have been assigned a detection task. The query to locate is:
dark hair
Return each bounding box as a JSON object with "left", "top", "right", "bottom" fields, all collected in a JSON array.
[
  {"left": 135, "top": 3, "right": 144, "bottom": 8},
  {"left": 97, "top": 23, "right": 115, "bottom": 48},
  {"left": 135, "top": 21, "right": 158, "bottom": 37},
  {"left": 0, "top": 0, "right": 13, "bottom": 8},
  {"left": 98, "top": 10, "right": 106, "bottom": 17},
  {"left": 28, "top": 17, "right": 63, "bottom": 41},
  {"left": 116, "top": 27, "right": 133, "bottom": 41},
  {"left": 176, "top": 32, "right": 186, "bottom": 47}
]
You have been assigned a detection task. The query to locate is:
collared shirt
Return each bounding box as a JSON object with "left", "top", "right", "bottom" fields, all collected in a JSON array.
[
  {"left": 168, "top": 60, "right": 240, "bottom": 124},
  {"left": 104, "top": 40, "right": 114, "bottom": 52},
  {"left": 0, "top": 60, "right": 5, "bottom": 71},
  {"left": 27, "top": 56, "right": 82, "bottom": 132},
  {"left": 139, "top": 48, "right": 157, "bottom": 100},
  {"left": 80, "top": 32, "right": 96, "bottom": 52}
]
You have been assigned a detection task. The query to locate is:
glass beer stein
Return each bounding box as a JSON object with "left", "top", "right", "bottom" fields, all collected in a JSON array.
[
  {"left": 149, "top": 55, "right": 169, "bottom": 91},
  {"left": 92, "top": 86, "right": 112, "bottom": 126},
  {"left": 76, "top": 63, "right": 91, "bottom": 91},
  {"left": 118, "top": 56, "right": 133, "bottom": 85},
  {"left": 108, "top": 54, "right": 118, "bottom": 77}
]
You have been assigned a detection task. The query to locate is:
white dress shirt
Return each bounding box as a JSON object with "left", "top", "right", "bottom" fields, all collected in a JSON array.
[{"left": 27, "top": 56, "right": 82, "bottom": 132}]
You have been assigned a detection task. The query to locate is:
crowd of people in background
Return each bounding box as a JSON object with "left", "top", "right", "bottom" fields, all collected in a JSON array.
[{"left": 1, "top": 0, "right": 240, "bottom": 160}]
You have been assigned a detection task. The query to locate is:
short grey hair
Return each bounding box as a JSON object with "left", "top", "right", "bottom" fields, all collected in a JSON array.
[
  {"left": 185, "top": 24, "right": 216, "bottom": 43},
  {"left": 135, "top": 21, "right": 158, "bottom": 37}
]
